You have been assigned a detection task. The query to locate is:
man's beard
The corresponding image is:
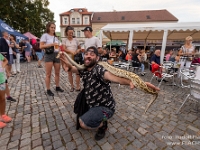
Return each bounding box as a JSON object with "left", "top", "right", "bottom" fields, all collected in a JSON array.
[{"left": 84, "top": 58, "right": 97, "bottom": 68}]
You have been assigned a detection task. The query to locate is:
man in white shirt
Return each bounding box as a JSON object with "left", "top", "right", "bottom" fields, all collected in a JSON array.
[{"left": 82, "top": 26, "right": 103, "bottom": 54}]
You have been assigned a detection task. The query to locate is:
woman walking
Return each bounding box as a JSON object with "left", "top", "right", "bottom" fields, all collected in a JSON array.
[
  {"left": 40, "top": 22, "right": 64, "bottom": 96},
  {"left": 62, "top": 26, "right": 81, "bottom": 92}
]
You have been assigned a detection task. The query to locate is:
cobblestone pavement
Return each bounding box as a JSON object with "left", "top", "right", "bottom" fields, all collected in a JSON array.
[{"left": 0, "top": 61, "right": 200, "bottom": 150}]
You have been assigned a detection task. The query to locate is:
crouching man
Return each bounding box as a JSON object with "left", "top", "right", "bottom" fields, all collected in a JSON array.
[{"left": 60, "top": 46, "right": 159, "bottom": 140}]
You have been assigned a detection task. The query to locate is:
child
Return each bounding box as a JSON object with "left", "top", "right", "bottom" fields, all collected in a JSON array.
[{"left": 0, "top": 53, "right": 12, "bottom": 128}]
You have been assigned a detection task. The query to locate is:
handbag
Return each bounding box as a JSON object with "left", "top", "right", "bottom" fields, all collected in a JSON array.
[
  {"left": 74, "top": 53, "right": 82, "bottom": 63},
  {"left": 45, "top": 36, "right": 55, "bottom": 54}
]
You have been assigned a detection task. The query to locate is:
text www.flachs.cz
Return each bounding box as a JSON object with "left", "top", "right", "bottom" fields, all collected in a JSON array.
[{"left": 167, "top": 141, "right": 200, "bottom": 145}]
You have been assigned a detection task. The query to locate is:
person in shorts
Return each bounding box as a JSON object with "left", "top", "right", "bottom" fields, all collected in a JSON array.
[
  {"left": 62, "top": 26, "right": 82, "bottom": 92},
  {"left": 24, "top": 39, "right": 32, "bottom": 62},
  {"left": 40, "top": 22, "right": 64, "bottom": 96},
  {"left": 0, "top": 54, "right": 12, "bottom": 128},
  {"left": 34, "top": 39, "right": 44, "bottom": 68},
  {"left": 60, "top": 46, "right": 159, "bottom": 141}
]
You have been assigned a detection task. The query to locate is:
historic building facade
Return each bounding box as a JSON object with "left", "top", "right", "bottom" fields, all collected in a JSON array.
[{"left": 59, "top": 8, "right": 92, "bottom": 43}]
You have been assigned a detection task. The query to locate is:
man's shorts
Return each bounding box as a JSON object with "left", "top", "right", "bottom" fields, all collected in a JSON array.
[
  {"left": 80, "top": 106, "right": 114, "bottom": 128},
  {"left": 36, "top": 52, "right": 44, "bottom": 61},
  {"left": 44, "top": 52, "right": 60, "bottom": 63}
]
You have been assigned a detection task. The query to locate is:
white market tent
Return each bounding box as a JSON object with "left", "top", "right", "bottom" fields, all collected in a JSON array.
[{"left": 100, "top": 22, "right": 200, "bottom": 64}]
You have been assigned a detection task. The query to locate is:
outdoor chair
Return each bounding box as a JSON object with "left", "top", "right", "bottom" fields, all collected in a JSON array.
[
  {"left": 179, "top": 68, "right": 195, "bottom": 88},
  {"left": 130, "top": 60, "right": 141, "bottom": 74},
  {"left": 176, "top": 77, "right": 200, "bottom": 114},
  {"left": 149, "top": 61, "right": 176, "bottom": 88}
]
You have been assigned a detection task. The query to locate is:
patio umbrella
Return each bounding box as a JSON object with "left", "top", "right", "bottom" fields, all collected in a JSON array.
[
  {"left": 23, "top": 32, "right": 38, "bottom": 39},
  {"left": 0, "top": 19, "right": 28, "bottom": 42}
]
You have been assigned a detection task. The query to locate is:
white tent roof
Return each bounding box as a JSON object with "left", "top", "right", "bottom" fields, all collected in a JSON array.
[{"left": 101, "top": 22, "right": 200, "bottom": 40}]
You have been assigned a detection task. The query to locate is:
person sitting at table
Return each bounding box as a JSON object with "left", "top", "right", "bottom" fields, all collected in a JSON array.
[
  {"left": 165, "top": 49, "right": 173, "bottom": 61},
  {"left": 125, "top": 50, "right": 133, "bottom": 61},
  {"left": 151, "top": 49, "right": 168, "bottom": 82},
  {"left": 132, "top": 48, "right": 145, "bottom": 76},
  {"left": 169, "top": 50, "right": 180, "bottom": 62},
  {"left": 192, "top": 53, "right": 200, "bottom": 64},
  {"left": 140, "top": 49, "right": 147, "bottom": 74},
  {"left": 109, "top": 48, "right": 116, "bottom": 59},
  {"left": 118, "top": 50, "right": 126, "bottom": 62},
  {"left": 101, "top": 49, "right": 109, "bottom": 61}
]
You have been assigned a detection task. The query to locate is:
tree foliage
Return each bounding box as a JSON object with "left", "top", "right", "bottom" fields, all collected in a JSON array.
[{"left": 0, "top": 0, "right": 54, "bottom": 37}]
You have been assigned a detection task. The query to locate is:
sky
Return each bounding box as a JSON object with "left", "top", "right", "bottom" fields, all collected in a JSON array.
[{"left": 48, "top": 0, "right": 200, "bottom": 31}]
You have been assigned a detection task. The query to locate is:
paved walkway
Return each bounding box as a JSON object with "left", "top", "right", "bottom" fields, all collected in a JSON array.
[{"left": 0, "top": 61, "right": 200, "bottom": 150}]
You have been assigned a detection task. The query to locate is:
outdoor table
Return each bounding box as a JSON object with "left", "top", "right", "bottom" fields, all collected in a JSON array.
[{"left": 113, "top": 61, "right": 131, "bottom": 70}]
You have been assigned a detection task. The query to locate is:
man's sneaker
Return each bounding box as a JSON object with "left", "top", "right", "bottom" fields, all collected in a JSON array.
[
  {"left": 95, "top": 121, "right": 108, "bottom": 141},
  {"left": 47, "top": 90, "right": 54, "bottom": 96},
  {"left": 56, "top": 87, "right": 64, "bottom": 92},
  {"left": 0, "top": 115, "right": 12, "bottom": 123},
  {"left": 0, "top": 122, "right": 6, "bottom": 129},
  {"left": 7, "top": 96, "right": 16, "bottom": 102}
]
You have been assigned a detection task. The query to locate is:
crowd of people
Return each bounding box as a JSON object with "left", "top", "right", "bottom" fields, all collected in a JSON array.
[
  {"left": 150, "top": 36, "right": 200, "bottom": 82},
  {"left": 0, "top": 21, "right": 199, "bottom": 142}
]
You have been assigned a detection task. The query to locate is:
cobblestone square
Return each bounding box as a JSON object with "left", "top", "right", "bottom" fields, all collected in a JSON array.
[{"left": 0, "top": 62, "right": 200, "bottom": 150}]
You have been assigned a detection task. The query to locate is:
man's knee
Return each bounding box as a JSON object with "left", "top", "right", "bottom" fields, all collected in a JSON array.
[{"left": 79, "top": 119, "right": 89, "bottom": 129}]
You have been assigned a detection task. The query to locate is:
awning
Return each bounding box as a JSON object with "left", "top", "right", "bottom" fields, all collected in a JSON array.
[
  {"left": 101, "top": 22, "right": 200, "bottom": 40},
  {"left": 101, "top": 22, "right": 200, "bottom": 64}
]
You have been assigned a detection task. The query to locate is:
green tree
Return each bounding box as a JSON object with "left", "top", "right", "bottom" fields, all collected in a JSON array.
[{"left": 0, "top": 0, "right": 54, "bottom": 37}]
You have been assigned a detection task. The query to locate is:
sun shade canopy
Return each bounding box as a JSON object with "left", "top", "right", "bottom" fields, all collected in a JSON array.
[
  {"left": 101, "top": 22, "right": 200, "bottom": 40},
  {"left": 100, "top": 22, "right": 200, "bottom": 64}
]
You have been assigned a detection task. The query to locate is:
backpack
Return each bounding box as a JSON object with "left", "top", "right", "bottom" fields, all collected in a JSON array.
[{"left": 33, "top": 42, "right": 41, "bottom": 52}]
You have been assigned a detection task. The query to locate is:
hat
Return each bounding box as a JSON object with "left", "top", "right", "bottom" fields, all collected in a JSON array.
[
  {"left": 81, "top": 26, "right": 93, "bottom": 32},
  {"left": 86, "top": 46, "right": 98, "bottom": 56}
]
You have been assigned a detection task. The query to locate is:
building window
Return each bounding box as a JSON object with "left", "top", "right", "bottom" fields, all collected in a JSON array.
[
  {"left": 63, "top": 18, "right": 68, "bottom": 25},
  {"left": 77, "top": 31, "right": 80, "bottom": 37},
  {"left": 98, "top": 17, "right": 101, "bottom": 20},
  {"left": 146, "top": 15, "right": 151, "bottom": 19},
  {"left": 77, "top": 18, "right": 80, "bottom": 24},
  {"left": 84, "top": 17, "right": 88, "bottom": 24},
  {"left": 121, "top": 16, "right": 125, "bottom": 20},
  {"left": 72, "top": 18, "right": 75, "bottom": 24}
]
